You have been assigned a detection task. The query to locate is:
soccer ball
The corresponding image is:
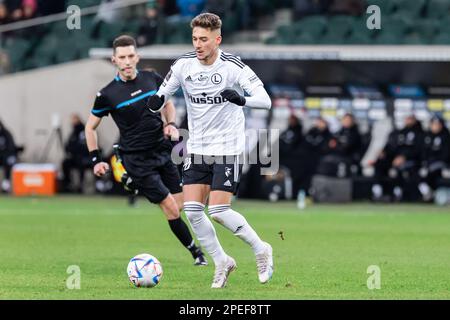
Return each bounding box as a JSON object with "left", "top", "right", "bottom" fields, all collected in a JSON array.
[{"left": 127, "top": 253, "right": 163, "bottom": 288}]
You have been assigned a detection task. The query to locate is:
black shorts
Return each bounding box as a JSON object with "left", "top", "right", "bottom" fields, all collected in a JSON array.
[
  {"left": 121, "top": 149, "right": 182, "bottom": 204},
  {"left": 182, "top": 154, "right": 243, "bottom": 194}
]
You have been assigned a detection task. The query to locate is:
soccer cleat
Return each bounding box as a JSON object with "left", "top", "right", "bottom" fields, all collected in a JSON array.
[
  {"left": 211, "top": 256, "right": 236, "bottom": 288},
  {"left": 194, "top": 254, "right": 208, "bottom": 266},
  {"left": 256, "top": 242, "right": 273, "bottom": 284}
]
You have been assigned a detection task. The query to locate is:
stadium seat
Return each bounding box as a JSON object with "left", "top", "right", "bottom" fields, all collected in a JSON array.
[
  {"left": 391, "top": 0, "right": 426, "bottom": 18},
  {"left": 275, "top": 25, "right": 295, "bottom": 44},
  {"left": 293, "top": 15, "right": 327, "bottom": 39},
  {"left": 413, "top": 19, "right": 440, "bottom": 41},
  {"left": 163, "top": 21, "right": 192, "bottom": 44},
  {"left": 96, "top": 21, "right": 126, "bottom": 44},
  {"left": 31, "top": 35, "right": 59, "bottom": 64},
  {"left": 373, "top": 15, "right": 411, "bottom": 44},
  {"left": 265, "top": 34, "right": 291, "bottom": 45},
  {"left": 78, "top": 38, "right": 109, "bottom": 59},
  {"left": 121, "top": 19, "right": 142, "bottom": 38},
  {"left": 318, "top": 15, "right": 355, "bottom": 44},
  {"left": 292, "top": 33, "right": 316, "bottom": 45},
  {"left": 22, "top": 56, "right": 53, "bottom": 70},
  {"left": 289, "top": 15, "right": 327, "bottom": 44},
  {"left": 222, "top": 13, "right": 240, "bottom": 36},
  {"left": 437, "top": 16, "right": 450, "bottom": 34},
  {"left": 54, "top": 40, "right": 80, "bottom": 64},
  {"left": 4, "top": 38, "right": 31, "bottom": 72},
  {"left": 365, "top": 0, "right": 396, "bottom": 15},
  {"left": 402, "top": 33, "right": 426, "bottom": 45},
  {"left": 374, "top": 31, "right": 401, "bottom": 44},
  {"left": 344, "top": 17, "right": 376, "bottom": 44},
  {"left": 432, "top": 32, "right": 450, "bottom": 44},
  {"left": 426, "top": 0, "right": 450, "bottom": 19}
]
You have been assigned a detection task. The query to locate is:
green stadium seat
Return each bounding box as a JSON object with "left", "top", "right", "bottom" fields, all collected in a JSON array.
[
  {"left": 293, "top": 15, "right": 327, "bottom": 39},
  {"left": 413, "top": 19, "right": 440, "bottom": 41},
  {"left": 264, "top": 35, "right": 290, "bottom": 45},
  {"left": 292, "top": 33, "right": 316, "bottom": 45},
  {"left": 287, "top": 15, "right": 328, "bottom": 44},
  {"left": 32, "top": 35, "right": 59, "bottom": 62},
  {"left": 402, "top": 33, "right": 426, "bottom": 45},
  {"left": 432, "top": 32, "right": 450, "bottom": 44},
  {"left": 375, "top": 15, "right": 413, "bottom": 44},
  {"left": 4, "top": 38, "right": 31, "bottom": 72},
  {"left": 318, "top": 15, "right": 355, "bottom": 44},
  {"left": 55, "top": 42, "right": 79, "bottom": 64},
  {"left": 163, "top": 21, "right": 192, "bottom": 44},
  {"left": 365, "top": 0, "right": 396, "bottom": 15},
  {"left": 373, "top": 31, "right": 401, "bottom": 44},
  {"left": 274, "top": 25, "right": 295, "bottom": 44},
  {"left": 222, "top": 13, "right": 240, "bottom": 36},
  {"left": 344, "top": 17, "right": 376, "bottom": 44},
  {"left": 391, "top": 0, "right": 426, "bottom": 18},
  {"left": 96, "top": 21, "right": 126, "bottom": 44},
  {"left": 426, "top": 0, "right": 450, "bottom": 19},
  {"left": 121, "top": 19, "right": 142, "bottom": 38},
  {"left": 77, "top": 38, "right": 109, "bottom": 59},
  {"left": 437, "top": 16, "right": 450, "bottom": 34}
]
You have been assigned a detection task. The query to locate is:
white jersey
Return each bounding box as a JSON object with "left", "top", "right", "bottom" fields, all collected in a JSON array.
[{"left": 158, "top": 49, "right": 264, "bottom": 155}]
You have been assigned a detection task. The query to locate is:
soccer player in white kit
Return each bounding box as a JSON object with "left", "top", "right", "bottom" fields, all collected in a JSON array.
[{"left": 147, "top": 13, "right": 273, "bottom": 288}]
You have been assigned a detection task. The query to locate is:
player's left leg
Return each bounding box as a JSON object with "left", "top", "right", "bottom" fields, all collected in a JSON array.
[
  {"left": 208, "top": 156, "right": 273, "bottom": 284},
  {"left": 208, "top": 191, "right": 273, "bottom": 283}
]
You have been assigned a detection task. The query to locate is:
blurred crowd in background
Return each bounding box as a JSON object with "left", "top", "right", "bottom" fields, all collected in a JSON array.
[
  {"left": 2, "top": 0, "right": 450, "bottom": 204},
  {"left": 2, "top": 111, "right": 450, "bottom": 203},
  {"left": 0, "top": 0, "right": 65, "bottom": 24},
  {"left": 273, "top": 113, "right": 450, "bottom": 203},
  {"left": 0, "top": 0, "right": 374, "bottom": 74}
]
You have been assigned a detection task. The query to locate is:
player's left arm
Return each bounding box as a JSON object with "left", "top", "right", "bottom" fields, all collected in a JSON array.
[
  {"left": 161, "top": 99, "right": 179, "bottom": 141},
  {"left": 220, "top": 65, "right": 271, "bottom": 109}
]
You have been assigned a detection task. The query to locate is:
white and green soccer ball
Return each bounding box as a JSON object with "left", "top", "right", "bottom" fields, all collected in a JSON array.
[{"left": 127, "top": 253, "right": 163, "bottom": 288}]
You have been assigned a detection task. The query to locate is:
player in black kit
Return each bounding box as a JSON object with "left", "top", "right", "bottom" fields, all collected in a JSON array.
[{"left": 85, "top": 35, "right": 207, "bottom": 266}]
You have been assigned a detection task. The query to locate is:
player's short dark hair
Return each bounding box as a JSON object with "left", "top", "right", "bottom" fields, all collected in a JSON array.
[
  {"left": 190, "top": 13, "right": 222, "bottom": 31},
  {"left": 113, "top": 35, "right": 137, "bottom": 54}
]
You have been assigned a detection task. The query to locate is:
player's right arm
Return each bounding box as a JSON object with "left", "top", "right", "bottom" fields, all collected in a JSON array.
[
  {"left": 147, "top": 64, "right": 182, "bottom": 113},
  {"left": 86, "top": 91, "right": 112, "bottom": 176},
  {"left": 85, "top": 114, "right": 110, "bottom": 177}
]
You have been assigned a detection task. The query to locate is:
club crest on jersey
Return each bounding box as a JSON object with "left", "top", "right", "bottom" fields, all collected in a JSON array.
[
  {"left": 183, "top": 157, "right": 192, "bottom": 171},
  {"left": 211, "top": 73, "right": 222, "bottom": 85}
]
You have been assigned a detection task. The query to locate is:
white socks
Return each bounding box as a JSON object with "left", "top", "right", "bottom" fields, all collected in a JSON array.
[
  {"left": 209, "top": 204, "right": 266, "bottom": 255},
  {"left": 183, "top": 201, "right": 228, "bottom": 265}
]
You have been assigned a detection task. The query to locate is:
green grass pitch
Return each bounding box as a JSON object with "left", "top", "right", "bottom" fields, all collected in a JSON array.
[{"left": 0, "top": 195, "right": 449, "bottom": 299}]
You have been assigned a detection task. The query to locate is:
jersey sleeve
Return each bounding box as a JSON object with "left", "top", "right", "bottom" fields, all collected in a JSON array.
[
  {"left": 91, "top": 91, "right": 112, "bottom": 117},
  {"left": 237, "top": 64, "right": 264, "bottom": 95},
  {"left": 157, "top": 62, "right": 182, "bottom": 98}
]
